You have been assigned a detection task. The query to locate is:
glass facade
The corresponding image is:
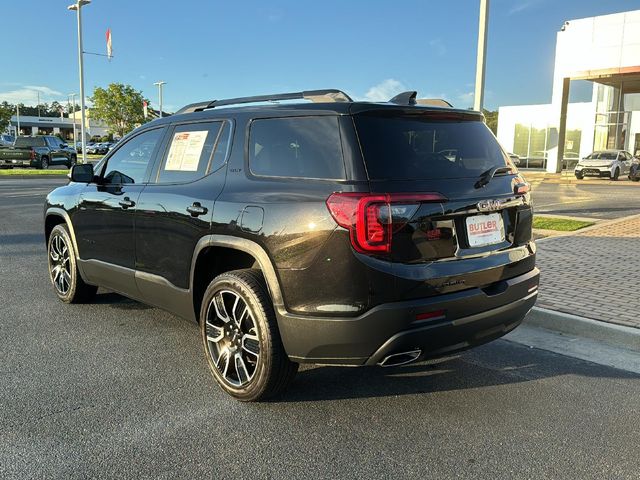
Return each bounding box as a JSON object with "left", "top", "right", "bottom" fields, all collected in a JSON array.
[
  {"left": 593, "top": 82, "right": 636, "bottom": 152},
  {"left": 512, "top": 123, "right": 580, "bottom": 169}
]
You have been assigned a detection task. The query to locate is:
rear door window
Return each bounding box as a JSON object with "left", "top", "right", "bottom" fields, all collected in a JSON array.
[
  {"left": 354, "top": 114, "right": 509, "bottom": 180},
  {"left": 249, "top": 116, "right": 345, "bottom": 179},
  {"left": 155, "top": 121, "right": 230, "bottom": 184}
]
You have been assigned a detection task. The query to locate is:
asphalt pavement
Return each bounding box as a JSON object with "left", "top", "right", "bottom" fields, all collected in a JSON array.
[
  {"left": 531, "top": 182, "right": 640, "bottom": 219},
  {"left": 1, "top": 177, "right": 639, "bottom": 479}
]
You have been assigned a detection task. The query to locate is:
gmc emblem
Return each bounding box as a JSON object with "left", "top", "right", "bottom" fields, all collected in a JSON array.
[{"left": 477, "top": 199, "right": 504, "bottom": 212}]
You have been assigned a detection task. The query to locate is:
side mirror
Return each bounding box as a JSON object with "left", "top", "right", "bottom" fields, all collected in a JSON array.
[{"left": 69, "top": 163, "right": 94, "bottom": 183}]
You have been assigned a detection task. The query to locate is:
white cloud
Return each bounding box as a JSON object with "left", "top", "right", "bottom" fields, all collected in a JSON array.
[
  {"left": 457, "top": 91, "right": 475, "bottom": 105},
  {"left": 0, "top": 85, "right": 63, "bottom": 105},
  {"left": 507, "top": 0, "right": 541, "bottom": 16},
  {"left": 361, "top": 79, "right": 407, "bottom": 102}
]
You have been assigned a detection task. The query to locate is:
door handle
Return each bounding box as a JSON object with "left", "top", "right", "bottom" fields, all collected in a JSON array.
[
  {"left": 186, "top": 202, "right": 208, "bottom": 217},
  {"left": 119, "top": 197, "right": 135, "bottom": 209}
]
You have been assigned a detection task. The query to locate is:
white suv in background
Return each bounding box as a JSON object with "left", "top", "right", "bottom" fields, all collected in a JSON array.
[{"left": 574, "top": 150, "right": 636, "bottom": 181}]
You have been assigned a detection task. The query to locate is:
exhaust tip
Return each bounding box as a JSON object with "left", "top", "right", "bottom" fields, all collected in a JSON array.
[{"left": 378, "top": 349, "right": 422, "bottom": 367}]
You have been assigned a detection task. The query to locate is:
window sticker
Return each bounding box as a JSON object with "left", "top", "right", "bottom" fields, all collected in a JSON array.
[{"left": 165, "top": 131, "right": 208, "bottom": 171}]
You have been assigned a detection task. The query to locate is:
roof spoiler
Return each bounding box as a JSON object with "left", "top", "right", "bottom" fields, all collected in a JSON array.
[
  {"left": 389, "top": 91, "right": 417, "bottom": 105},
  {"left": 175, "top": 89, "right": 353, "bottom": 114},
  {"left": 388, "top": 91, "right": 453, "bottom": 108}
]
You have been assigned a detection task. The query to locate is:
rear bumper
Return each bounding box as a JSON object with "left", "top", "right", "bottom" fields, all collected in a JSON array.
[
  {"left": 1, "top": 159, "right": 34, "bottom": 167},
  {"left": 277, "top": 268, "right": 539, "bottom": 365}
]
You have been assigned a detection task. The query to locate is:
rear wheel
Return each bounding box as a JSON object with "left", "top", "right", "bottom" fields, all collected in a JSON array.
[
  {"left": 39, "top": 156, "right": 49, "bottom": 170},
  {"left": 48, "top": 224, "right": 97, "bottom": 303},
  {"left": 200, "top": 269, "right": 298, "bottom": 401}
]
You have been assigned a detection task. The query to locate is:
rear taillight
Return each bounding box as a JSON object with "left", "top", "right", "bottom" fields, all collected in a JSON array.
[
  {"left": 513, "top": 175, "right": 530, "bottom": 195},
  {"left": 326, "top": 192, "right": 446, "bottom": 254},
  {"left": 30, "top": 149, "right": 35, "bottom": 160}
]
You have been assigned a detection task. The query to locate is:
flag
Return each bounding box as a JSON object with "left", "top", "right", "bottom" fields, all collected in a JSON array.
[
  {"left": 143, "top": 100, "right": 148, "bottom": 119},
  {"left": 106, "top": 28, "right": 113, "bottom": 60}
]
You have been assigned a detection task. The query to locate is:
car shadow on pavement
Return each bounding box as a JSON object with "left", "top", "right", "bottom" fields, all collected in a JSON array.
[
  {"left": 275, "top": 340, "right": 640, "bottom": 403},
  {"left": 93, "top": 292, "right": 153, "bottom": 311}
]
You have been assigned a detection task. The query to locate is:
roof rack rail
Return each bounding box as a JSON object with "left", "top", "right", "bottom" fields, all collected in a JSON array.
[{"left": 175, "top": 89, "right": 353, "bottom": 115}]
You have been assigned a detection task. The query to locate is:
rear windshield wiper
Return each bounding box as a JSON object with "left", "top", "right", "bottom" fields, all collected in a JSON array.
[{"left": 475, "top": 166, "right": 513, "bottom": 189}]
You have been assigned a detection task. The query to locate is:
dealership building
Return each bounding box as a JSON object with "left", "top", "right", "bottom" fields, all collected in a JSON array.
[
  {"left": 8, "top": 112, "right": 108, "bottom": 141},
  {"left": 497, "top": 9, "right": 640, "bottom": 172}
]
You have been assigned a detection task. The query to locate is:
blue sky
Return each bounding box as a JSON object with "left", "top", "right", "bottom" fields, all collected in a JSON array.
[{"left": 0, "top": 0, "right": 636, "bottom": 112}]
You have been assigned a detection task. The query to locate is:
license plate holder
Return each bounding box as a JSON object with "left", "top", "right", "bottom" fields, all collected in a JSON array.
[{"left": 465, "top": 213, "right": 505, "bottom": 247}]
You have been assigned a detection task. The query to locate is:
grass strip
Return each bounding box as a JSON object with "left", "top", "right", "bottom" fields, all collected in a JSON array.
[{"left": 533, "top": 216, "right": 594, "bottom": 231}]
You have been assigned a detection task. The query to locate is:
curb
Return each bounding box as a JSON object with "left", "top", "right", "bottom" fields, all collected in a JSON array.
[
  {"left": 0, "top": 174, "right": 68, "bottom": 179},
  {"left": 524, "top": 307, "right": 640, "bottom": 352},
  {"left": 534, "top": 212, "right": 640, "bottom": 242}
]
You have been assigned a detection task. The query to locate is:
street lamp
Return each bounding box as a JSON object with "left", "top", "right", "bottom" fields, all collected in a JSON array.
[
  {"left": 474, "top": 0, "right": 490, "bottom": 111},
  {"left": 68, "top": 93, "right": 78, "bottom": 148},
  {"left": 68, "top": 0, "right": 91, "bottom": 163},
  {"left": 154, "top": 81, "right": 166, "bottom": 118}
]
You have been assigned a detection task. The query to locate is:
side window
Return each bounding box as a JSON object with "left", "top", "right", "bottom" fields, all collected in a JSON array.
[
  {"left": 102, "top": 128, "right": 164, "bottom": 185},
  {"left": 47, "top": 137, "right": 59, "bottom": 148},
  {"left": 156, "top": 121, "right": 230, "bottom": 184},
  {"left": 249, "top": 116, "right": 345, "bottom": 179}
]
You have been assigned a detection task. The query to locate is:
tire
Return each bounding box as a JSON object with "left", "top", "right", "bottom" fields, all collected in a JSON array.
[
  {"left": 39, "top": 156, "right": 49, "bottom": 170},
  {"left": 67, "top": 155, "right": 77, "bottom": 169},
  {"left": 575, "top": 172, "right": 583, "bottom": 180},
  {"left": 611, "top": 168, "right": 619, "bottom": 181},
  {"left": 200, "top": 269, "right": 298, "bottom": 401},
  {"left": 47, "top": 224, "right": 97, "bottom": 303}
]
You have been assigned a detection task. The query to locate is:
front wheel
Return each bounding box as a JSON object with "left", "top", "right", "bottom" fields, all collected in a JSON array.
[
  {"left": 575, "top": 172, "right": 583, "bottom": 180},
  {"left": 48, "top": 224, "right": 97, "bottom": 303},
  {"left": 67, "top": 155, "right": 77, "bottom": 169},
  {"left": 611, "top": 168, "right": 620, "bottom": 181},
  {"left": 200, "top": 269, "right": 298, "bottom": 401}
]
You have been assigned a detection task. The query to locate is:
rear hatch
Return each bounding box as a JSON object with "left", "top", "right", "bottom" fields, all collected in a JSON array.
[
  {"left": 0, "top": 137, "right": 40, "bottom": 163},
  {"left": 347, "top": 108, "right": 534, "bottom": 297}
]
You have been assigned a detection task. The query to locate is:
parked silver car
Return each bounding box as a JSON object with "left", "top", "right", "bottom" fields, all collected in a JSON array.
[{"left": 574, "top": 150, "right": 637, "bottom": 180}]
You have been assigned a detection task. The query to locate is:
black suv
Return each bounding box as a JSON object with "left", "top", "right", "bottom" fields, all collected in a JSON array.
[{"left": 45, "top": 89, "right": 539, "bottom": 401}]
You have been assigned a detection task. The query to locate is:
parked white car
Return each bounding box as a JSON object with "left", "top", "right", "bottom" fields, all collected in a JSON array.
[{"left": 574, "top": 150, "right": 636, "bottom": 181}]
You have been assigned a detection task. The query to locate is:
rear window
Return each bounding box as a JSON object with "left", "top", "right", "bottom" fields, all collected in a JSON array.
[
  {"left": 249, "top": 116, "right": 345, "bottom": 179},
  {"left": 15, "top": 137, "right": 46, "bottom": 147},
  {"left": 354, "top": 115, "right": 509, "bottom": 180}
]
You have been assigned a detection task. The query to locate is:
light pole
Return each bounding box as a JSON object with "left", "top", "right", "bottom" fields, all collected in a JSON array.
[
  {"left": 154, "top": 81, "right": 166, "bottom": 118},
  {"left": 69, "top": 93, "right": 78, "bottom": 148},
  {"left": 474, "top": 0, "right": 490, "bottom": 112},
  {"left": 16, "top": 105, "right": 20, "bottom": 137},
  {"left": 68, "top": 0, "right": 91, "bottom": 163}
]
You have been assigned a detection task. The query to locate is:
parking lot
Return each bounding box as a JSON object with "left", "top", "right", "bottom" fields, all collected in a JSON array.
[{"left": 1, "top": 177, "right": 640, "bottom": 479}]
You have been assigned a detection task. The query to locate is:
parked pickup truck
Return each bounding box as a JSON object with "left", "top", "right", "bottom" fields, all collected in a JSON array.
[{"left": 0, "top": 136, "right": 77, "bottom": 169}]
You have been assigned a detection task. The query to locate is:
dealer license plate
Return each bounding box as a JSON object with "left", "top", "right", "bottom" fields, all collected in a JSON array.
[{"left": 465, "top": 213, "right": 505, "bottom": 247}]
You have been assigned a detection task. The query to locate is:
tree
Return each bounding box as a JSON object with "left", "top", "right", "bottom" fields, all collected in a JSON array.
[
  {"left": 483, "top": 109, "right": 498, "bottom": 135},
  {"left": 90, "top": 83, "right": 149, "bottom": 137},
  {"left": 0, "top": 101, "right": 13, "bottom": 133}
]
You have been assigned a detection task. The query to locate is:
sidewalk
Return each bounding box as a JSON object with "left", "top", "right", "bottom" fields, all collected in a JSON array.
[
  {"left": 523, "top": 170, "right": 639, "bottom": 186},
  {"left": 535, "top": 214, "right": 640, "bottom": 328}
]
